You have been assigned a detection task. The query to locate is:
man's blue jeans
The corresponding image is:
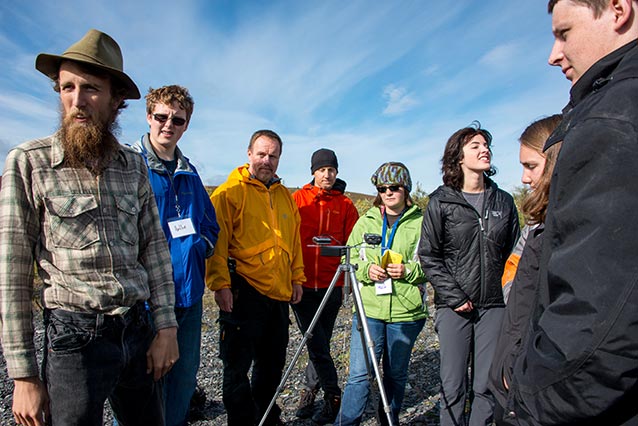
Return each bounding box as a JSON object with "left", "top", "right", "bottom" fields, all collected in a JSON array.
[
  {"left": 336, "top": 315, "right": 425, "bottom": 426},
  {"left": 163, "top": 300, "right": 203, "bottom": 426},
  {"left": 44, "top": 303, "right": 163, "bottom": 426}
]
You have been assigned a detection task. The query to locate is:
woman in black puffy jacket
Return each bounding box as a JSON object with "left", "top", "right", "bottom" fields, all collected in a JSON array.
[{"left": 418, "top": 122, "right": 519, "bottom": 426}]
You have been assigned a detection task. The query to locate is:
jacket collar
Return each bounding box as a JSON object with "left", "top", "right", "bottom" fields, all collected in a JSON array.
[
  {"left": 305, "top": 177, "right": 347, "bottom": 195},
  {"left": 546, "top": 40, "right": 638, "bottom": 150},
  {"left": 568, "top": 39, "right": 637, "bottom": 108},
  {"left": 435, "top": 176, "right": 497, "bottom": 204},
  {"left": 139, "top": 133, "right": 194, "bottom": 174},
  {"left": 367, "top": 202, "right": 421, "bottom": 221}
]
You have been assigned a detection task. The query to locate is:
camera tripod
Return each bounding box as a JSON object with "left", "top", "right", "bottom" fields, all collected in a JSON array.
[{"left": 259, "top": 236, "right": 394, "bottom": 426}]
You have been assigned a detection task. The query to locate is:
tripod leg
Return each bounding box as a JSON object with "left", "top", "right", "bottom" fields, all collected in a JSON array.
[
  {"left": 354, "top": 309, "right": 374, "bottom": 386},
  {"left": 347, "top": 269, "right": 395, "bottom": 426},
  {"left": 257, "top": 266, "right": 346, "bottom": 426}
]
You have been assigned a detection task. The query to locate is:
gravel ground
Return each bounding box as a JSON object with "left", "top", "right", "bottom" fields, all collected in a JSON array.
[{"left": 1, "top": 291, "right": 442, "bottom": 425}]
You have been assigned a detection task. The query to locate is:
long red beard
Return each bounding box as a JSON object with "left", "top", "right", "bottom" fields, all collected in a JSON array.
[{"left": 59, "top": 108, "right": 120, "bottom": 176}]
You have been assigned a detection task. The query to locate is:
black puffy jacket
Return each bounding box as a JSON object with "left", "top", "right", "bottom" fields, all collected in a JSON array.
[{"left": 418, "top": 178, "right": 519, "bottom": 309}]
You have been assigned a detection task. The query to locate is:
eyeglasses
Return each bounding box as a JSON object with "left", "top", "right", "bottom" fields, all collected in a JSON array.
[
  {"left": 377, "top": 185, "right": 402, "bottom": 193},
  {"left": 152, "top": 113, "right": 187, "bottom": 127}
]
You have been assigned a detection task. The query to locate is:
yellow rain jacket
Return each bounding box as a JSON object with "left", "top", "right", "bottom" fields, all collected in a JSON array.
[{"left": 205, "top": 165, "right": 305, "bottom": 301}]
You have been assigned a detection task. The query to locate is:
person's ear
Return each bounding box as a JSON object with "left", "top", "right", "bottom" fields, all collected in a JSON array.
[
  {"left": 611, "top": 0, "right": 633, "bottom": 31},
  {"left": 111, "top": 95, "right": 125, "bottom": 112}
]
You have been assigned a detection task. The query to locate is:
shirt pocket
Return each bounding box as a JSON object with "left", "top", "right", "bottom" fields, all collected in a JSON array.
[
  {"left": 115, "top": 194, "right": 140, "bottom": 245},
  {"left": 44, "top": 195, "right": 99, "bottom": 249}
]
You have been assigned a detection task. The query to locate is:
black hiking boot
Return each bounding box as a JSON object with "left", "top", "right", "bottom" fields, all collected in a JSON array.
[
  {"left": 295, "top": 388, "right": 318, "bottom": 419},
  {"left": 312, "top": 393, "right": 341, "bottom": 425}
]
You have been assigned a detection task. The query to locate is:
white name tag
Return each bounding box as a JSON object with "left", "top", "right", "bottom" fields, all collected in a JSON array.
[
  {"left": 168, "top": 217, "right": 196, "bottom": 238},
  {"left": 375, "top": 278, "right": 393, "bottom": 295}
]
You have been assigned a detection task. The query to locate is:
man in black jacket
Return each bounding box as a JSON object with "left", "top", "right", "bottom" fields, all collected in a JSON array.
[{"left": 504, "top": 1, "right": 638, "bottom": 425}]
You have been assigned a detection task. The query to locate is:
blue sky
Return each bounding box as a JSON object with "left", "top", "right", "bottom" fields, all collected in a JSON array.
[{"left": 0, "top": 1, "right": 569, "bottom": 195}]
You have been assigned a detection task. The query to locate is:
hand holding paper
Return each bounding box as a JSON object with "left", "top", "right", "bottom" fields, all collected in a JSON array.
[
  {"left": 380, "top": 249, "right": 403, "bottom": 269},
  {"left": 382, "top": 250, "right": 405, "bottom": 280}
]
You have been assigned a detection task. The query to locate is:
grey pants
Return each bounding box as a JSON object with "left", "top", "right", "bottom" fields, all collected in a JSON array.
[{"left": 435, "top": 307, "right": 504, "bottom": 426}]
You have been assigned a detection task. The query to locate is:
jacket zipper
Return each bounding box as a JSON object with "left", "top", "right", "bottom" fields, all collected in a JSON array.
[
  {"left": 314, "top": 200, "right": 325, "bottom": 290},
  {"left": 268, "top": 188, "right": 278, "bottom": 270},
  {"left": 478, "top": 196, "right": 490, "bottom": 306},
  {"left": 462, "top": 194, "right": 488, "bottom": 306}
]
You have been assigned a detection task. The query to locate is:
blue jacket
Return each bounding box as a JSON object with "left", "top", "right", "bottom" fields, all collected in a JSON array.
[{"left": 133, "top": 134, "right": 219, "bottom": 308}]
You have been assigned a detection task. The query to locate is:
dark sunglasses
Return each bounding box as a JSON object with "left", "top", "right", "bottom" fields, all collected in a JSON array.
[
  {"left": 377, "top": 185, "right": 402, "bottom": 193},
  {"left": 152, "top": 113, "right": 187, "bottom": 127}
]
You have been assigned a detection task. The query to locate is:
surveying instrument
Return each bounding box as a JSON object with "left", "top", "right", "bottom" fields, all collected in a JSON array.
[{"left": 259, "top": 233, "right": 395, "bottom": 426}]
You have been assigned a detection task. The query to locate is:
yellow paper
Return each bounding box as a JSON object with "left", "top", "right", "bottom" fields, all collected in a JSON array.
[{"left": 380, "top": 249, "right": 402, "bottom": 269}]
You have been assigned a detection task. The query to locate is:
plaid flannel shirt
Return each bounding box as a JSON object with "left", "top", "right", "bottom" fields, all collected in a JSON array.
[{"left": 0, "top": 134, "right": 177, "bottom": 378}]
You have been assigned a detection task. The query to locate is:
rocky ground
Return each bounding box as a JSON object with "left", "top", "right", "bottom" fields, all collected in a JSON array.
[{"left": 0, "top": 291, "right": 443, "bottom": 425}]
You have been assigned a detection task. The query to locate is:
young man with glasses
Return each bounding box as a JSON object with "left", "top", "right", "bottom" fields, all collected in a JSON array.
[{"left": 132, "top": 85, "right": 219, "bottom": 426}]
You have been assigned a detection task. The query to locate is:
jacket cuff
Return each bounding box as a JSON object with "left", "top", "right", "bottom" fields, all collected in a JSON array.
[{"left": 202, "top": 235, "right": 215, "bottom": 258}]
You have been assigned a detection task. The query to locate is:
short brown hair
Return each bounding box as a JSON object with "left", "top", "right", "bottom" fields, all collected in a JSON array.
[
  {"left": 145, "top": 85, "right": 194, "bottom": 122},
  {"left": 548, "top": 0, "right": 608, "bottom": 17},
  {"left": 248, "top": 129, "right": 283, "bottom": 154},
  {"left": 441, "top": 121, "right": 496, "bottom": 191},
  {"left": 518, "top": 114, "right": 563, "bottom": 225}
]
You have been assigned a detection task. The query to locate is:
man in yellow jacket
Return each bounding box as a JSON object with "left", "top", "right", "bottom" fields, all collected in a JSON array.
[{"left": 206, "top": 129, "right": 305, "bottom": 426}]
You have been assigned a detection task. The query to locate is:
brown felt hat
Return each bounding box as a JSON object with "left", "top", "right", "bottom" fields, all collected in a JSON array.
[{"left": 35, "top": 29, "right": 140, "bottom": 99}]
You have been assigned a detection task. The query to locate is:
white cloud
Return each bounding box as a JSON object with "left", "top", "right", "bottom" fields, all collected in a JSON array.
[
  {"left": 0, "top": 91, "right": 57, "bottom": 121},
  {"left": 382, "top": 84, "right": 419, "bottom": 116},
  {"left": 479, "top": 41, "right": 522, "bottom": 70},
  {"left": 0, "top": 1, "right": 568, "bottom": 195}
]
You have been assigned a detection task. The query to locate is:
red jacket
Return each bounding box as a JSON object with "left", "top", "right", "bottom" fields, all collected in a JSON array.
[{"left": 292, "top": 179, "right": 359, "bottom": 289}]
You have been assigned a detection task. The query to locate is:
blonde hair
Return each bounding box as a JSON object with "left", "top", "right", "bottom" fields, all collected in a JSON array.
[
  {"left": 519, "top": 114, "right": 562, "bottom": 224},
  {"left": 145, "top": 85, "right": 194, "bottom": 121}
]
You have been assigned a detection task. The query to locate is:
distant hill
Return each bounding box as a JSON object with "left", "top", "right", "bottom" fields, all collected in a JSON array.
[
  {"left": 205, "top": 186, "right": 376, "bottom": 215},
  {"left": 205, "top": 185, "right": 374, "bottom": 201}
]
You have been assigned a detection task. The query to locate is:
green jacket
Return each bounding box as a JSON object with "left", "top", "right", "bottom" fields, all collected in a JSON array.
[{"left": 346, "top": 204, "right": 428, "bottom": 322}]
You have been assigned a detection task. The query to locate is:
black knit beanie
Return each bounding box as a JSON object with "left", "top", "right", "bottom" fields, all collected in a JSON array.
[{"left": 311, "top": 148, "right": 339, "bottom": 174}]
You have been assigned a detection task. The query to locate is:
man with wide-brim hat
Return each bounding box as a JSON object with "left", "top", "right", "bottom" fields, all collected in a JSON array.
[
  {"left": 0, "top": 29, "right": 178, "bottom": 426},
  {"left": 35, "top": 28, "right": 140, "bottom": 100}
]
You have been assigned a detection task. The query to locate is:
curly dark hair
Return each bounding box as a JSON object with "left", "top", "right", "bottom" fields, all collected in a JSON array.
[{"left": 441, "top": 121, "right": 496, "bottom": 191}]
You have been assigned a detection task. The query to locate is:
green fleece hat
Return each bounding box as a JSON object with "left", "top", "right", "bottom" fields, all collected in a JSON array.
[{"left": 371, "top": 162, "right": 412, "bottom": 192}]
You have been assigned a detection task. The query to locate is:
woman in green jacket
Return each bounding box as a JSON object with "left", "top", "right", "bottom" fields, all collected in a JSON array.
[{"left": 336, "top": 162, "right": 427, "bottom": 426}]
